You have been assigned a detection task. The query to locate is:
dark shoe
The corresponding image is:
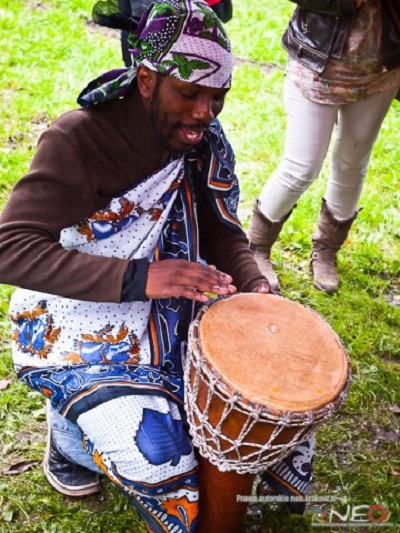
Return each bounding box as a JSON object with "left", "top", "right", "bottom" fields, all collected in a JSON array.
[
  {"left": 43, "top": 432, "right": 101, "bottom": 497},
  {"left": 287, "top": 499, "right": 306, "bottom": 515},
  {"left": 311, "top": 199, "right": 360, "bottom": 292}
]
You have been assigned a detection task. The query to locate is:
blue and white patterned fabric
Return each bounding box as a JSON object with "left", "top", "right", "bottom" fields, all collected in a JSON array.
[
  {"left": 78, "top": 395, "right": 199, "bottom": 533},
  {"left": 9, "top": 119, "right": 242, "bottom": 421}
]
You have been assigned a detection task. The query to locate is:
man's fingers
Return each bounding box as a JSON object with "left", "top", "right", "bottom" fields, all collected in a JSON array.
[
  {"left": 145, "top": 260, "right": 235, "bottom": 300},
  {"left": 254, "top": 279, "right": 271, "bottom": 294},
  {"left": 178, "top": 263, "right": 232, "bottom": 291},
  {"left": 182, "top": 285, "right": 237, "bottom": 302},
  {"left": 181, "top": 287, "right": 209, "bottom": 302}
]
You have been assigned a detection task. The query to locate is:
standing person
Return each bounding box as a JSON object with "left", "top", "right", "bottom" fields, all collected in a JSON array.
[
  {"left": 248, "top": 0, "right": 400, "bottom": 292},
  {"left": 0, "top": 1, "right": 314, "bottom": 530}
]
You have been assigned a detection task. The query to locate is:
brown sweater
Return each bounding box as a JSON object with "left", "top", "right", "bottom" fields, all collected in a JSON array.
[{"left": 0, "top": 89, "right": 264, "bottom": 301}]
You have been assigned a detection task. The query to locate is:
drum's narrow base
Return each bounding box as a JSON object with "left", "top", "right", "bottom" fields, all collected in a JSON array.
[{"left": 197, "top": 455, "right": 255, "bottom": 533}]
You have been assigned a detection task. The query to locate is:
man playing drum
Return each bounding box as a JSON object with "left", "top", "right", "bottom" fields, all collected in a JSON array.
[{"left": 0, "top": 1, "right": 314, "bottom": 530}]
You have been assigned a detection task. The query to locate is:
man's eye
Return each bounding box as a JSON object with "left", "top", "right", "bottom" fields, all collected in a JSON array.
[{"left": 181, "top": 91, "right": 196, "bottom": 100}]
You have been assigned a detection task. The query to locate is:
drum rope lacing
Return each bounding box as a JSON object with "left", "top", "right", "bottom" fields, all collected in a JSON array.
[{"left": 184, "top": 306, "right": 351, "bottom": 474}]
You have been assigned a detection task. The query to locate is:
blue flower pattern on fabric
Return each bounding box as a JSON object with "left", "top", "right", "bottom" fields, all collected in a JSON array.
[
  {"left": 64, "top": 324, "right": 140, "bottom": 365},
  {"left": 136, "top": 408, "right": 192, "bottom": 466},
  {"left": 10, "top": 300, "right": 61, "bottom": 359},
  {"left": 77, "top": 198, "right": 144, "bottom": 243},
  {"left": 18, "top": 318, "right": 46, "bottom": 352}
]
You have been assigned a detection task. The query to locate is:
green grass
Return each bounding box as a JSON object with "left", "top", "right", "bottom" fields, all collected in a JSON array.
[{"left": 1, "top": 1, "right": 400, "bottom": 532}]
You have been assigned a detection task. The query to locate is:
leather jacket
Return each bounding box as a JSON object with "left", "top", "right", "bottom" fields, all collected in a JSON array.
[{"left": 282, "top": 0, "right": 400, "bottom": 74}]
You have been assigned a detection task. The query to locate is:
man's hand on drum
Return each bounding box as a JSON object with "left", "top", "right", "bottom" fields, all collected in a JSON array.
[
  {"left": 253, "top": 279, "right": 272, "bottom": 294},
  {"left": 145, "top": 259, "right": 237, "bottom": 302}
]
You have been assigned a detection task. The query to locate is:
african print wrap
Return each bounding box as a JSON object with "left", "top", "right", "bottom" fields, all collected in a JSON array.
[
  {"left": 10, "top": 120, "right": 242, "bottom": 420},
  {"left": 12, "top": 157, "right": 193, "bottom": 418},
  {"left": 78, "top": 0, "right": 232, "bottom": 107},
  {"left": 79, "top": 395, "right": 199, "bottom": 532}
]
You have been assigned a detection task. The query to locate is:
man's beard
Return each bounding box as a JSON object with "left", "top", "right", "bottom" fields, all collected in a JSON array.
[{"left": 148, "top": 76, "right": 178, "bottom": 150}]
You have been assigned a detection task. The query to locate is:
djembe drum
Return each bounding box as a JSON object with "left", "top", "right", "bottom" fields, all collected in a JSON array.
[{"left": 184, "top": 293, "right": 351, "bottom": 474}]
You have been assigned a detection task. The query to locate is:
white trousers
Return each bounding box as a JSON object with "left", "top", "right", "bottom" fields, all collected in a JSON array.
[{"left": 259, "top": 77, "right": 398, "bottom": 222}]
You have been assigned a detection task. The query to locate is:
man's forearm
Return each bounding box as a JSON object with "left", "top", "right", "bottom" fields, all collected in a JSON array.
[{"left": 0, "top": 227, "right": 130, "bottom": 303}]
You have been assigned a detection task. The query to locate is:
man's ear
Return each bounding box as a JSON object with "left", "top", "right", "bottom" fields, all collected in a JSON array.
[{"left": 137, "top": 65, "right": 157, "bottom": 100}]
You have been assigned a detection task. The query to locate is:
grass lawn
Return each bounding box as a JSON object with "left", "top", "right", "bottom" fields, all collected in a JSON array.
[{"left": 1, "top": 1, "right": 399, "bottom": 532}]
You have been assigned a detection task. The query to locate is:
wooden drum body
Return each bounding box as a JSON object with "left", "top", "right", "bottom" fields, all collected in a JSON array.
[{"left": 184, "top": 293, "right": 351, "bottom": 474}]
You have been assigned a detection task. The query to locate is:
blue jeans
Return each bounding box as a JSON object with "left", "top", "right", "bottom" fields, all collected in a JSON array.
[{"left": 49, "top": 406, "right": 102, "bottom": 474}]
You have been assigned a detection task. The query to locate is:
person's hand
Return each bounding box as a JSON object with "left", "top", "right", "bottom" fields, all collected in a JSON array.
[
  {"left": 145, "top": 259, "right": 237, "bottom": 302},
  {"left": 354, "top": 0, "right": 364, "bottom": 8},
  {"left": 252, "top": 279, "right": 271, "bottom": 294}
]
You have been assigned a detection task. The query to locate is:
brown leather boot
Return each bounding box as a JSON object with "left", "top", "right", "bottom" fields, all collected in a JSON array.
[
  {"left": 311, "top": 199, "right": 360, "bottom": 292},
  {"left": 248, "top": 200, "right": 293, "bottom": 291}
]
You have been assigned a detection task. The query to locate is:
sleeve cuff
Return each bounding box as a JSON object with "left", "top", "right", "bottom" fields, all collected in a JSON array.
[{"left": 120, "top": 258, "right": 149, "bottom": 302}]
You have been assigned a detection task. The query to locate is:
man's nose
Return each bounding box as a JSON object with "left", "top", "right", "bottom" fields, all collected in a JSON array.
[{"left": 191, "top": 96, "right": 214, "bottom": 123}]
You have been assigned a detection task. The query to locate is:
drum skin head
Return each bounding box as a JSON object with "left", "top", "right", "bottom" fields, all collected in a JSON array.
[{"left": 198, "top": 293, "right": 349, "bottom": 413}]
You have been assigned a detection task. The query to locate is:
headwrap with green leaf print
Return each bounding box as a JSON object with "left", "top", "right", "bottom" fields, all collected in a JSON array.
[{"left": 78, "top": 0, "right": 232, "bottom": 107}]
